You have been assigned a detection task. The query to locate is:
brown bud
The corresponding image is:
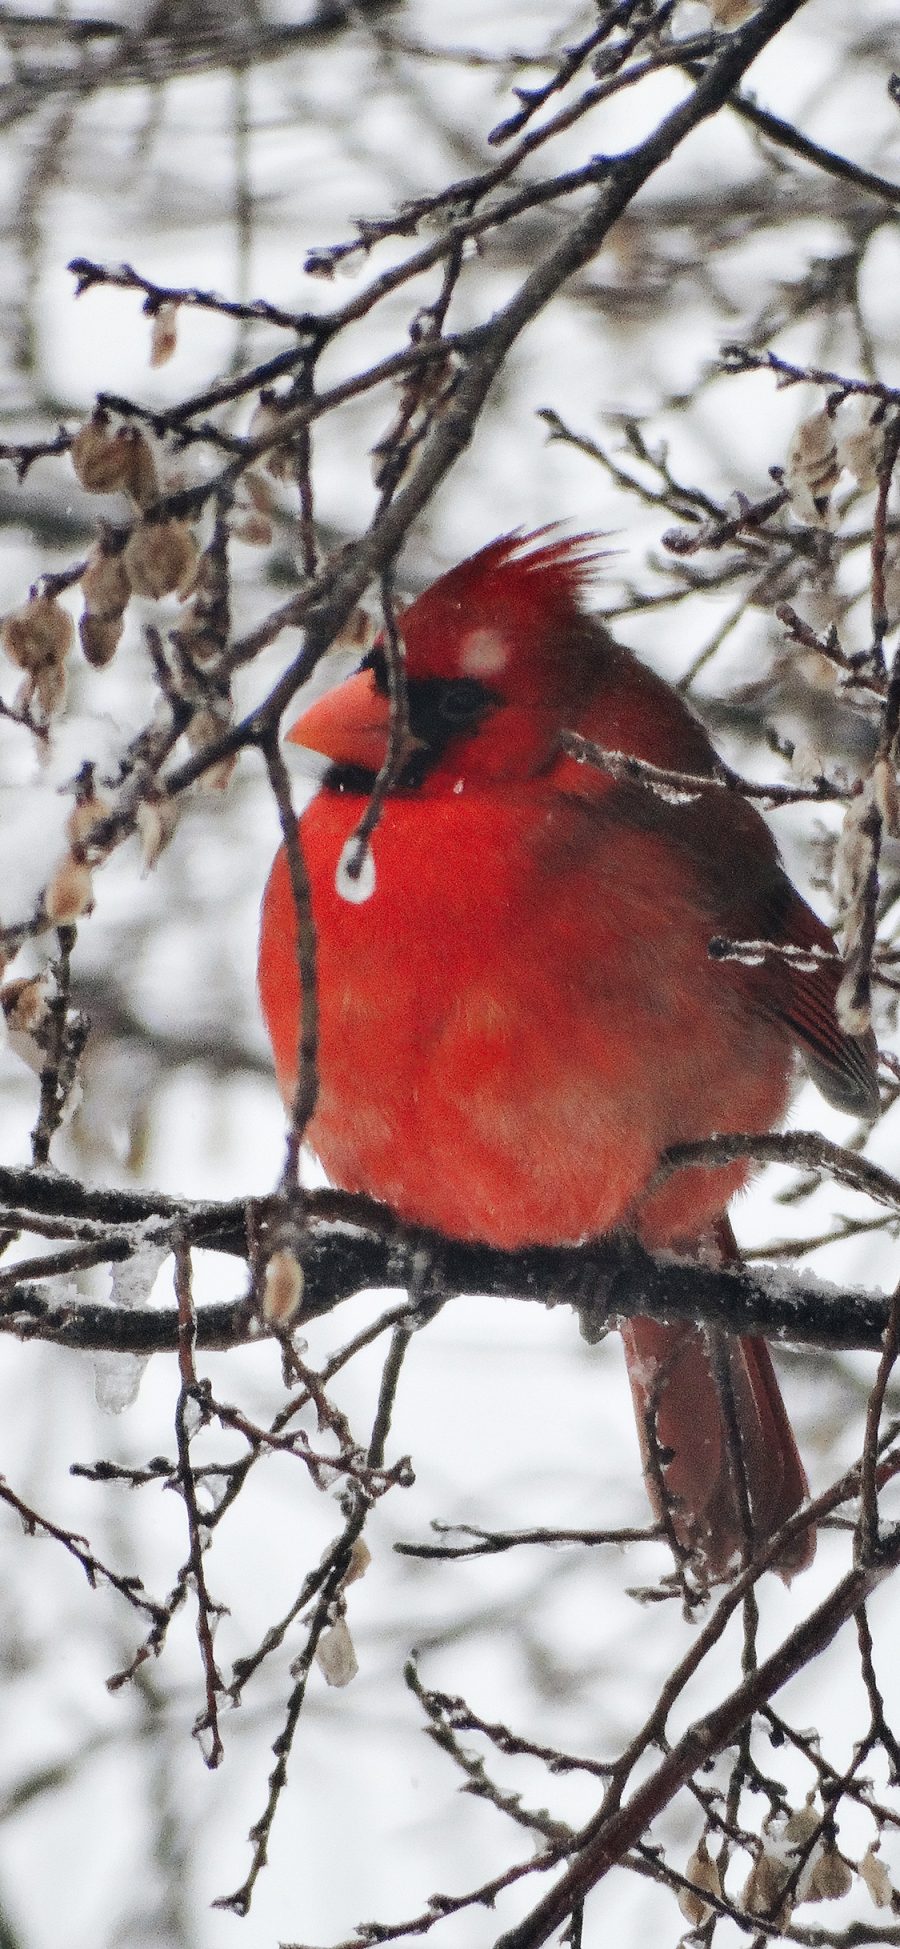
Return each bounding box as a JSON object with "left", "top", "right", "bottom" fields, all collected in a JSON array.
[
  {"left": 874, "top": 756, "right": 900, "bottom": 837},
  {"left": 81, "top": 543, "right": 130, "bottom": 621},
  {"left": 859, "top": 1843, "right": 894, "bottom": 1910},
  {"left": 230, "top": 508, "right": 273, "bottom": 548},
  {"left": 243, "top": 469, "right": 277, "bottom": 515},
  {"left": 175, "top": 602, "right": 220, "bottom": 665},
  {"left": 66, "top": 790, "right": 111, "bottom": 851},
  {"left": 707, "top": 0, "right": 757, "bottom": 20},
  {"left": 2, "top": 974, "right": 50, "bottom": 1034},
  {"left": 2, "top": 595, "right": 74, "bottom": 672},
  {"left": 248, "top": 397, "right": 296, "bottom": 479},
  {"left": 836, "top": 398, "right": 884, "bottom": 492},
  {"left": 79, "top": 612, "right": 124, "bottom": 668},
  {"left": 678, "top": 1839, "right": 722, "bottom": 1926},
  {"left": 124, "top": 520, "right": 199, "bottom": 600},
  {"left": 45, "top": 853, "right": 94, "bottom": 924},
  {"left": 261, "top": 1248, "right": 304, "bottom": 1326},
  {"left": 149, "top": 301, "right": 178, "bottom": 368},
  {"left": 125, "top": 430, "right": 160, "bottom": 509},
  {"left": 28, "top": 658, "right": 68, "bottom": 719},
  {"left": 136, "top": 794, "right": 178, "bottom": 872}
]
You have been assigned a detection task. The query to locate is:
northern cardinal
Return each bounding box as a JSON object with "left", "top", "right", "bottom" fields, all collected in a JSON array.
[{"left": 259, "top": 532, "right": 878, "bottom": 1579}]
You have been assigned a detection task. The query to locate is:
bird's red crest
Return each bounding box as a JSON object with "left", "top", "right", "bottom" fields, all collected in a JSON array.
[{"left": 397, "top": 529, "right": 604, "bottom": 695}]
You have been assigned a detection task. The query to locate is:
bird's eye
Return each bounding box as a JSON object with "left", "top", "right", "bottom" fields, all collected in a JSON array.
[{"left": 437, "top": 678, "right": 488, "bottom": 726}]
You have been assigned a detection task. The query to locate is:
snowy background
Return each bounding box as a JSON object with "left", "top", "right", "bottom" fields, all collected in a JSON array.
[{"left": 0, "top": 3, "right": 899, "bottom": 1947}]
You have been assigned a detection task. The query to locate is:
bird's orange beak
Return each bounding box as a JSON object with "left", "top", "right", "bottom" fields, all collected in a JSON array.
[{"left": 287, "top": 669, "right": 391, "bottom": 772}]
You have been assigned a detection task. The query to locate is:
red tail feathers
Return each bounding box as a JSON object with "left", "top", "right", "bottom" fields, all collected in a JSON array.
[{"left": 621, "top": 1225, "right": 814, "bottom": 1581}]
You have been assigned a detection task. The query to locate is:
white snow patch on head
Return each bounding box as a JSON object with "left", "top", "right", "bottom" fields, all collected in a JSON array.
[{"left": 459, "top": 628, "right": 509, "bottom": 678}]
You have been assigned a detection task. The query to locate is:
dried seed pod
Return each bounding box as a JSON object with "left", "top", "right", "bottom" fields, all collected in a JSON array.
[
  {"left": 81, "top": 543, "right": 130, "bottom": 621},
  {"left": 71, "top": 416, "right": 158, "bottom": 504},
  {"left": 835, "top": 787, "right": 878, "bottom": 911},
  {"left": 836, "top": 397, "right": 884, "bottom": 491},
  {"left": 71, "top": 414, "right": 137, "bottom": 494},
  {"left": 29, "top": 658, "right": 68, "bottom": 719},
  {"left": 344, "top": 1537, "right": 372, "bottom": 1587},
  {"left": 873, "top": 755, "right": 900, "bottom": 836},
  {"left": 261, "top": 1247, "right": 304, "bottom": 1327},
  {"left": 2, "top": 594, "right": 74, "bottom": 673},
  {"left": 807, "top": 1845, "right": 853, "bottom": 1902},
  {"left": 243, "top": 469, "right": 277, "bottom": 515},
  {"left": 185, "top": 705, "right": 228, "bottom": 753},
  {"left": 136, "top": 793, "right": 179, "bottom": 872},
  {"left": 124, "top": 519, "right": 199, "bottom": 599},
  {"left": 248, "top": 396, "right": 296, "bottom": 480},
  {"left": 783, "top": 1802, "right": 822, "bottom": 1848},
  {"left": 707, "top": 0, "right": 757, "bottom": 21},
  {"left": 125, "top": 429, "right": 160, "bottom": 509},
  {"left": 175, "top": 602, "right": 221, "bottom": 665},
  {"left": 315, "top": 1617, "right": 358, "bottom": 1688},
  {"left": 2, "top": 974, "right": 50, "bottom": 1035},
  {"left": 66, "top": 789, "right": 111, "bottom": 851},
  {"left": 149, "top": 301, "right": 178, "bottom": 368},
  {"left": 678, "top": 1838, "right": 722, "bottom": 1926},
  {"left": 742, "top": 1849, "right": 793, "bottom": 1925},
  {"left": 859, "top": 1843, "right": 894, "bottom": 1910},
  {"left": 45, "top": 853, "right": 94, "bottom": 924},
  {"left": 186, "top": 703, "right": 237, "bottom": 790},
  {"left": 785, "top": 408, "right": 839, "bottom": 524},
  {"left": 230, "top": 508, "right": 273, "bottom": 548},
  {"left": 79, "top": 612, "right": 124, "bottom": 668}
]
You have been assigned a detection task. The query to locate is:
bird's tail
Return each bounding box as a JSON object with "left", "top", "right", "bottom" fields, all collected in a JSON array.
[{"left": 620, "top": 1220, "right": 814, "bottom": 1581}]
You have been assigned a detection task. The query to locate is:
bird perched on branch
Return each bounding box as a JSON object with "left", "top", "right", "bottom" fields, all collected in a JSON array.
[{"left": 259, "top": 531, "right": 878, "bottom": 1581}]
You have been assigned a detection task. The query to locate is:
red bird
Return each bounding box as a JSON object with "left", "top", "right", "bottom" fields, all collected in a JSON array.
[{"left": 259, "top": 533, "right": 878, "bottom": 1579}]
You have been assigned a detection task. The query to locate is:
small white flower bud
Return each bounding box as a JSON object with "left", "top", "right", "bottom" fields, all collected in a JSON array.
[
  {"left": 261, "top": 1248, "right": 304, "bottom": 1327},
  {"left": 149, "top": 301, "right": 178, "bottom": 368},
  {"left": 315, "top": 1617, "right": 358, "bottom": 1688}
]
